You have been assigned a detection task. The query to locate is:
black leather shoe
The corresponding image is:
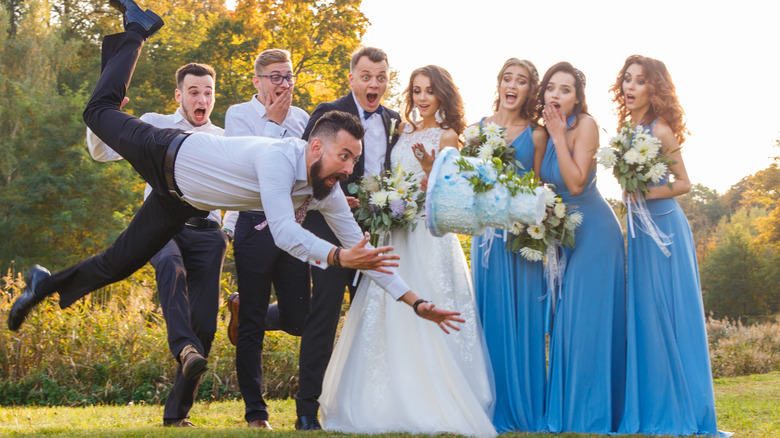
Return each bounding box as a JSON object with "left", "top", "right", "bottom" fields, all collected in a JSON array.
[
  {"left": 7, "top": 265, "right": 51, "bottom": 331},
  {"left": 295, "top": 415, "right": 322, "bottom": 431},
  {"left": 108, "top": 0, "right": 164, "bottom": 39}
]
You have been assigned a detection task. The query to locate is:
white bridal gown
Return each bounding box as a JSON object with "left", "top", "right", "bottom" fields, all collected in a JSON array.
[{"left": 320, "top": 125, "right": 497, "bottom": 437}]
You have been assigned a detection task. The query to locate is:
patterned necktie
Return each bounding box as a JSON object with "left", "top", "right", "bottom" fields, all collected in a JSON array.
[{"left": 254, "top": 195, "right": 313, "bottom": 231}]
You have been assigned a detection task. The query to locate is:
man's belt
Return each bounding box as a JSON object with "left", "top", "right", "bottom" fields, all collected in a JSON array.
[
  {"left": 163, "top": 132, "right": 192, "bottom": 201},
  {"left": 185, "top": 217, "right": 221, "bottom": 229}
]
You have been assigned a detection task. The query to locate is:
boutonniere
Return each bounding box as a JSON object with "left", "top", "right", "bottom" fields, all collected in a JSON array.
[{"left": 388, "top": 118, "right": 399, "bottom": 143}]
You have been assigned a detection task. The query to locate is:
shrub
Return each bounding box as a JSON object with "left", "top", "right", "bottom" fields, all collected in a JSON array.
[
  {"left": 0, "top": 267, "right": 300, "bottom": 406},
  {"left": 707, "top": 315, "right": 780, "bottom": 378}
]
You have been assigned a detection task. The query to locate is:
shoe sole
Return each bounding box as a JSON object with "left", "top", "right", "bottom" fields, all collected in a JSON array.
[
  {"left": 183, "top": 357, "right": 208, "bottom": 380},
  {"left": 227, "top": 292, "right": 239, "bottom": 346}
]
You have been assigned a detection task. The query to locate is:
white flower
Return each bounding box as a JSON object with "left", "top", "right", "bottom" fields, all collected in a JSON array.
[
  {"left": 636, "top": 140, "right": 660, "bottom": 162},
  {"left": 596, "top": 148, "right": 617, "bottom": 167},
  {"left": 544, "top": 187, "right": 557, "bottom": 207},
  {"left": 554, "top": 202, "right": 566, "bottom": 218},
  {"left": 520, "top": 247, "right": 544, "bottom": 262},
  {"left": 623, "top": 147, "right": 642, "bottom": 165},
  {"left": 484, "top": 122, "right": 502, "bottom": 137},
  {"left": 528, "top": 223, "right": 546, "bottom": 239},
  {"left": 509, "top": 222, "right": 526, "bottom": 235},
  {"left": 403, "top": 205, "right": 418, "bottom": 220},
  {"left": 646, "top": 162, "right": 668, "bottom": 183},
  {"left": 386, "top": 190, "right": 402, "bottom": 202},
  {"left": 486, "top": 134, "right": 505, "bottom": 149},
  {"left": 369, "top": 190, "right": 390, "bottom": 208},
  {"left": 477, "top": 144, "right": 495, "bottom": 161},
  {"left": 609, "top": 132, "right": 629, "bottom": 149},
  {"left": 363, "top": 177, "right": 380, "bottom": 193},
  {"left": 565, "top": 211, "right": 583, "bottom": 230},
  {"left": 463, "top": 125, "right": 480, "bottom": 144}
]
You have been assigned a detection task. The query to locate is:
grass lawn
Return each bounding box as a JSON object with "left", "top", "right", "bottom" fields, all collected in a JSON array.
[{"left": 0, "top": 372, "right": 777, "bottom": 437}]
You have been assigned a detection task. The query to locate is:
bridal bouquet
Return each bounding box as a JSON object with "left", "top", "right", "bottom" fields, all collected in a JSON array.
[
  {"left": 348, "top": 163, "right": 425, "bottom": 245},
  {"left": 597, "top": 122, "right": 677, "bottom": 256},
  {"left": 506, "top": 185, "right": 582, "bottom": 262}
]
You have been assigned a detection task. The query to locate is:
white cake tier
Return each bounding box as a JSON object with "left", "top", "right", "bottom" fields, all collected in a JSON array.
[{"left": 425, "top": 147, "right": 546, "bottom": 237}]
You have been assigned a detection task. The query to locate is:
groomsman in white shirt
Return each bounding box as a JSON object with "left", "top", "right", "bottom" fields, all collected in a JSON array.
[
  {"left": 221, "top": 49, "right": 311, "bottom": 430},
  {"left": 86, "top": 63, "right": 228, "bottom": 428}
]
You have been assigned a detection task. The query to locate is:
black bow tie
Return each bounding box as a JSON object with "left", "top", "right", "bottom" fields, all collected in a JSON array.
[{"left": 363, "top": 106, "right": 384, "bottom": 119}]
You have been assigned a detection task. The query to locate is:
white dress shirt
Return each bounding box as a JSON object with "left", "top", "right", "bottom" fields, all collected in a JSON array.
[
  {"left": 352, "top": 94, "right": 387, "bottom": 176},
  {"left": 221, "top": 96, "right": 310, "bottom": 232},
  {"left": 174, "top": 133, "right": 410, "bottom": 299},
  {"left": 86, "top": 110, "right": 225, "bottom": 224}
]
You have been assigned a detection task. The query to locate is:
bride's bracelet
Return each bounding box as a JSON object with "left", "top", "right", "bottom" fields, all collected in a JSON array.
[{"left": 412, "top": 299, "right": 429, "bottom": 316}]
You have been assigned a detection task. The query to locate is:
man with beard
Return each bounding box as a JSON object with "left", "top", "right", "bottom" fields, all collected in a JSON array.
[
  {"left": 7, "top": 2, "right": 464, "bottom": 419},
  {"left": 86, "top": 62, "right": 228, "bottom": 428},
  {"left": 220, "top": 49, "right": 312, "bottom": 430}
]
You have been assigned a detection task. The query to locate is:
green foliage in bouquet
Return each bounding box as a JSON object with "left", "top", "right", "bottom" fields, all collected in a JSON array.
[
  {"left": 597, "top": 122, "right": 678, "bottom": 195},
  {"left": 347, "top": 164, "right": 425, "bottom": 241},
  {"left": 505, "top": 185, "right": 582, "bottom": 261}
]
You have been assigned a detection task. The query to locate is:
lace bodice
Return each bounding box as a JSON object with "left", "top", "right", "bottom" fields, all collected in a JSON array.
[{"left": 391, "top": 124, "right": 445, "bottom": 182}]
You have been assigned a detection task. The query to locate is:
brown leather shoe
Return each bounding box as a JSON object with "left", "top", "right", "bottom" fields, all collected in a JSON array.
[
  {"left": 227, "top": 292, "right": 239, "bottom": 346},
  {"left": 164, "top": 418, "right": 195, "bottom": 427},
  {"left": 179, "top": 345, "right": 208, "bottom": 380},
  {"left": 248, "top": 419, "right": 273, "bottom": 430}
]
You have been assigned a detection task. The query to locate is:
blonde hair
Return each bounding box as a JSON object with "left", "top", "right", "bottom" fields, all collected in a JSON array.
[{"left": 254, "top": 49, "right": 291, "bottom": 75}]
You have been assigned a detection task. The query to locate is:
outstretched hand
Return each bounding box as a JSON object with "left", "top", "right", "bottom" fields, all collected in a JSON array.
[
  {"left": 416, "top": 301, "right": 464, "bottom": 334},
  {"left": 340, "top": 232, "right": 399, "bottom": 274}
]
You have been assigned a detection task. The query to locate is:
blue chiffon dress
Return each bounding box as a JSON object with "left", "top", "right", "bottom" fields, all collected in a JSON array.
[
  {"left": 619, "top": 121, "right": 723, "bottom": 436},
  {"left": 471, "top": 123, "right": 547, "bottom": 432},
  {"left": 539, "top": 116, "right": 627, "bottom": 434}
]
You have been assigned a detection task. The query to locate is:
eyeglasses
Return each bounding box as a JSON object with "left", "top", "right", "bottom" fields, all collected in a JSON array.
[{"left": 255, "top": 74, "right": 297, "bottom": 85}]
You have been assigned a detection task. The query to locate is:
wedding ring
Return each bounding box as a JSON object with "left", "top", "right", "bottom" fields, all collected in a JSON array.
[{"left": 414, "top": 149, "right": 425, "bottom": 159}]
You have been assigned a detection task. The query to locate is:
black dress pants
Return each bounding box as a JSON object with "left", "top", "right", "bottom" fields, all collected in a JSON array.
[
  {"left": 151, "top": 227, "right": 228, "bottom": 422},
  {"left": 295, "top": 210, "right": 356, "bottom": 417},
  {"left": 234, "top": 211, "right": 310, "bottom": 422},
  {"left": 39, "top": 30, "right": 207, "bottom": 306}
]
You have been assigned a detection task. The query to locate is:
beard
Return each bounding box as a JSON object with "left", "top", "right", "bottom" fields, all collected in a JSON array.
[{"left": 310, "top": 158, "right": 347, "bottom": 200}]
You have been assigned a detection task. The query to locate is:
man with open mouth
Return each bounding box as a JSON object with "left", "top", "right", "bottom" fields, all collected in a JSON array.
[
  {"left": 220, "top": 48, "right": 312, "bottom": 430},
  {"left": 7, "top": 2, "right": 463, "bottom": 423},
  {"left": 85, "top": 61, "right": 227, "bottom": 428}
]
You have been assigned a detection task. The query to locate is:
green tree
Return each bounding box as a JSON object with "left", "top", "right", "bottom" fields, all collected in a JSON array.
[
  {"left": 0, "top": 0, "right": 140, "bottom": 271},
  {"left": 700, "top": 209, "right": 771, "bottom": 322}
]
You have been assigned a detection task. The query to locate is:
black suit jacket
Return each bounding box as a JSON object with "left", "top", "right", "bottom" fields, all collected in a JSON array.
[{"left": 302, "top": 92, "right": 401, "bottom": 195}]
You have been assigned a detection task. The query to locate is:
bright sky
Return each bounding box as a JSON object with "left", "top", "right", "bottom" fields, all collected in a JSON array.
[{"left": 360, "top": 0, "right": 779, "bottom": 199}]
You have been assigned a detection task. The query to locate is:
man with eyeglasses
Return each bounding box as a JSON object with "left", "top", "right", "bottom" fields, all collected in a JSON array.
[{"left": 221, "top": 49, "right": 311, "bottom": 430}]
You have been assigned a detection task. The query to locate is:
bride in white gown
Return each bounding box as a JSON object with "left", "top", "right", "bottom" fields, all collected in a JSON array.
[{"left": 320, "top": 66, "right": 497, "bottom": 437}]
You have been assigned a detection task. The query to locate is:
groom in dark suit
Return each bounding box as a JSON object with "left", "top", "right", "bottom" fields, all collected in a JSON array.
[{"left": 295, "top": 47, "right": 401, "bottom": 430}]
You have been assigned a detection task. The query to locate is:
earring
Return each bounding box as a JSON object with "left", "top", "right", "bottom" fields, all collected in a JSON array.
[
  {"left": 435, "top": 108, "right": 445, "bottom": 125},
  {"left": 412, "top": 107, "right": 420, "bottom": 123}
]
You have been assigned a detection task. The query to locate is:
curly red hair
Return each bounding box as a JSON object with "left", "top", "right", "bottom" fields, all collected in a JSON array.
[{"left": 610, "top": 55, "right": 689, "bottom": 145}]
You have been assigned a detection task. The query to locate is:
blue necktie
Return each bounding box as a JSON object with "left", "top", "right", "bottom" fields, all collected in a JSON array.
[{"left": 363, "top": 106, "right": 384, "bottom": 120}]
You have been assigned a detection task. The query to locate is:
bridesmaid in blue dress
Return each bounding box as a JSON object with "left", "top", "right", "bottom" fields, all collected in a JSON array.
[
  {"left": 470, "top": 58, "right": 548, "bottom": 432},
  {"left": 612, "top": 55, "right": 725, "bottom": 436},
  {"left": 537, "top": 62, "right": 626, "bottom": 434}
]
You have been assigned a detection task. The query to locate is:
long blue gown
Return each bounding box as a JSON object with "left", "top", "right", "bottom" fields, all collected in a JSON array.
[
  {"left": 619, "top": 121, "right": 723, "bottom": 436},
  {"left": 471, "top": 123, "right": 546, "bottom": 432},
  {"left": 539, "top": 116, "right": 626, "bottom": 434}
]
